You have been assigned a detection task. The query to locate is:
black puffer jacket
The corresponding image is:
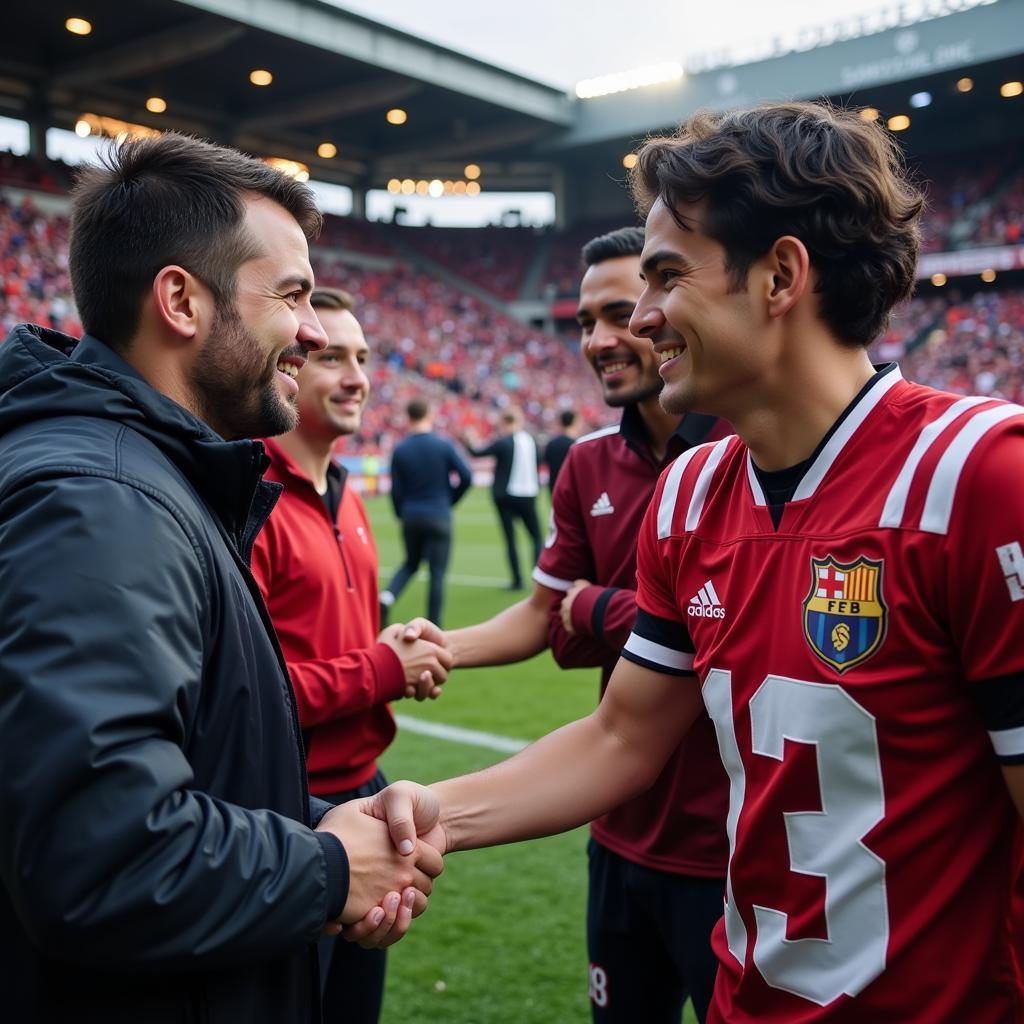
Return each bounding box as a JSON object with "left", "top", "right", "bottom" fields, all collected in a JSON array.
[{"left": 0, "top": 326, "right": 347, "bottom": 1023}]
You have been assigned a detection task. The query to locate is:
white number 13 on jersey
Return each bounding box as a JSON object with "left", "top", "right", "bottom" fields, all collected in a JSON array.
[{"left": 704, "top": 670, "right": 889, "bottom": 1006}]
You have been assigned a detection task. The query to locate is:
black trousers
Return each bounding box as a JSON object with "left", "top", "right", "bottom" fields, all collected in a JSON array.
[
  {"left": 385, "top": 517, "right": 453, "bottom": 626},
  {"left": 494, "top": 494, "right": 542, "bottom": 587},
  {"left": 586, "top": 839, "right": 724, "bottom": 1024},
  {"left": 318, "top": 771, "right": 388, "bottom": 1024}
]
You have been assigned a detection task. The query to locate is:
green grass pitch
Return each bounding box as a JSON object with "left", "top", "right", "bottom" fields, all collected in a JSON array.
[{"left": 368, "top": 485, "right": 700, "bottom": 1024}]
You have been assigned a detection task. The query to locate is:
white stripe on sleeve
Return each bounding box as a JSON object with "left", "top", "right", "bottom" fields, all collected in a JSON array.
[
  {"left": 623, "top": 632, "right": 695, "bottom": 672},
  {"left": 532, "top": 566, "right": 573, "bottom": 591},
  {"left": 989, "top": 723, "right": 1024, "bottom": 759},
  {"left": 920, "top": 403, "right": 1024, "bottom": 535}
]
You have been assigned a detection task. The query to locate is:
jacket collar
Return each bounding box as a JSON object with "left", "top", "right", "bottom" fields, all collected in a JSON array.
[
  {"left": 262, "top": 436, "right": 349, "bottom": 502},
  {"left": 0, "top": 324, "right": 276, "bottom": 548}
]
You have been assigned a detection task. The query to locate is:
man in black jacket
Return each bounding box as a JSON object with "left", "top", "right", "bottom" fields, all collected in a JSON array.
[{"left": 0, "top": 133, "right": 441, "bottom": 1024}]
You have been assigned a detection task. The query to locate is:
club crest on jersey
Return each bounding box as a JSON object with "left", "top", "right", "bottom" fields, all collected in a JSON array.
[{"left": 803, "top": 555, "right": 887, "bottom": 673}]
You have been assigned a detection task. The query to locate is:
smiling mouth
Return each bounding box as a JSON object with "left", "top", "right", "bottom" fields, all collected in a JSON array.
[
  {"left": 276, "top": 360, "right": 301, "bottom": 378},
  {"left": 658, "top": 347, "right": 685, "bottom": 364}
]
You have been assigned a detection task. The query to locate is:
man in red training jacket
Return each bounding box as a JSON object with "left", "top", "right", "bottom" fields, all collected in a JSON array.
[{"left": 252, "top": 286, "right": 453, "bottom": 1023}]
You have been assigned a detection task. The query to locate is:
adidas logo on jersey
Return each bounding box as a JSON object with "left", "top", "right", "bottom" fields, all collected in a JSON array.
[
  {"left": 590, "top": 492, "right": 615, "bottom": 517},
  {"left": 688, "top": 580, "right": 725, "bottom": 619}
]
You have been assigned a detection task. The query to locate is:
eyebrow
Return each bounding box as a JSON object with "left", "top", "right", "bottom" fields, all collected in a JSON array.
[
  {"left": 575, "top": 299, "right": 635, "bottom": 320},
  {"left": 640, "top": 250, "right": 692, "bottom": 277},
  {"left": 274, "top": 274, "right": 313, "bottom": 294}
]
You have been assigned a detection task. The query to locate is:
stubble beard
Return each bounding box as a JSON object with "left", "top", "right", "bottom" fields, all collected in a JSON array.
[
  {"left": 602, "top": 373, "right": 663, "bottom": 410},
  {"left": 191, "top": 303, "right": 297, "bottom": 439}
]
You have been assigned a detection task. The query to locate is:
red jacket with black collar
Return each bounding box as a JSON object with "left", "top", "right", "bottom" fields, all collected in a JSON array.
[{"left": 251, "top": 438, "right": 406, "bottom": 794}]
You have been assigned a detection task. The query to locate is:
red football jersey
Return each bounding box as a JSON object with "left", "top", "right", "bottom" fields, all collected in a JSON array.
[{"left": 625, "top": 366, "right": 1024, "bottom": 1021}]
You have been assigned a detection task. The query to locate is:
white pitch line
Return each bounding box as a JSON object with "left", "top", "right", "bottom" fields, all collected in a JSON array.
[{"left": 394, "top": 714, "right": 530, "bottom": 754}]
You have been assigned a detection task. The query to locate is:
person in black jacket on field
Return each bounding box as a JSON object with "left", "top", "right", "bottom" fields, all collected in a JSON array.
[
  {"left": 0, "top": 133, "right": 441, "bottom": 1024},
  {"left": 465, "top": 406, "right": 543, "bottom": 590},
  {"left": 381, "top": 397, "right": 472, "bottom": 626},
  {"left": 543, "top": 408, "right": 580, "bottom": 494}
]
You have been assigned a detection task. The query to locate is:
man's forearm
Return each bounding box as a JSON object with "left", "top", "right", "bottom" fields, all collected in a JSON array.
[
  {"left": 446, "top": 587, "right": 554, "bottom": 667},
  {"left": 430, "top": 710, "right": 655, "bottom": 852}
]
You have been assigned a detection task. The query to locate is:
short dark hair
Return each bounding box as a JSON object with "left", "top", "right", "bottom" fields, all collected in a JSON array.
[
  {"left": 581, "top": 226, "right": 644, "bottom": 268},
  {"left": 311, "top": 287, "right": 354, "bottom": 312},
  {"left": 407, "top": 398, "right": 429, "bottom": 422},
  {"left": 629, "top": 101, "right": 924, "bottom": 347},
  {"left": 70, "top": 132, "right": 322, "bottom": 352},
  {"left": 559, "top": 409, "right": 577, "bottom": 428}
]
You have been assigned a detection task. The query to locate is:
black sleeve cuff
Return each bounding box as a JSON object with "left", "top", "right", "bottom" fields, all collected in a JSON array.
[
  {"left": 591, "top": 587, "right": 621, "bottom": 640},
  {"left": 316, "top": 832, "right": 350, "bottom": 923}
]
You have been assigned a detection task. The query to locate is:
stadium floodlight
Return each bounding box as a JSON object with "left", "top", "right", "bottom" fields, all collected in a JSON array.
[
  {"left": 956, "top": 77, "right": 974, "bottom": 93},
  {"left": 887, "top": 114, "right": 911, "bottom": 131},
  {"left": 428, "top": 180, "right": 444, "bottom": 198},
  {"left": 931, "top": 273, "right": 947, "bottom": 287},
  {"left": 65, "top": 17, "right": 92, "bottom": 36},
  {"left": 249, "top": 69, "right": 273, "bottom": 87},
  {"left": 464, "top": 164, "right": 481, "bottom": 180},
  {"left": 263, "top": 157, "right": 309, "bottom": 182},
  {"left": 575, "top": 62, "right": 683, "bottom": 100},
  {"left": 386, "top": 108, "right": 408, "bottom": 125},
  {"left": 415, "top": 180, "right": 429, "bottom": 195},
  {"left": 453, "top": 181, "right": 467, "bottom": 194},
  {"left": 859, "top": 107, "right": 880, "bottom": 122},
  {"left": 74, "top": 113, "right": 160, "bottom": 141},
  {"left": 910, "top": 92, "right": 932, "bottom": 108},
  {"left": 466, "top": 181, "right": 481, "bottom": 196},
  {"left": 145, "top": 97, "right": 167, "bottom": 114},
  {"left": 622, "top": 153, "right": 638, "bottom": 169},
  {"left": 1000, "top": 81, "right": 1023, "bottom": 98},
  {"left": 981, "top": 269, "right": 997, "bottom": 282},
  {"left": 387, "top": 179, "right": 402, "bottom": 193},
  {"left": 317, "top": 142, "right": 337, "bottom": 159},
  {"left": 400, "top": 179, "right": 415, "bottom": 194}
]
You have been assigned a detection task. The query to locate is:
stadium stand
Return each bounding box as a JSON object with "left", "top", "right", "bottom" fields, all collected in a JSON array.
[
  {"left": 391, "top": 224, "right": 543, "bottom": 300},
  {"left": 0, "top": 193, "right": 79, "bottom": 337}
]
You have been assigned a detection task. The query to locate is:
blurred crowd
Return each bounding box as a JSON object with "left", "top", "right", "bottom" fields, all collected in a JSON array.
[
  {"left": 3, "top": 144, "right": 1023, "bottom": 451},
  {"left": 313, "top": 257, "right": 604, "bottom": 454}
]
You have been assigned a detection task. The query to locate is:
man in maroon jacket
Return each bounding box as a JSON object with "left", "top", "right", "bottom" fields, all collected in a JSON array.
[
  {"left": 251, "top": 286, "right": 452, "bottom": 1023},
  {"left": 441, "top": 228, "right": 730, "bottom": 1023}
]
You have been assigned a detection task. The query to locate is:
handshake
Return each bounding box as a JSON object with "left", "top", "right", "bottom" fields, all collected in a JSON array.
[
  {"left": 315, "top": 782, "right": 443, "bottom": 948},
  {"left": 378, "top": 617, "right": 454, "bottom": 701}
]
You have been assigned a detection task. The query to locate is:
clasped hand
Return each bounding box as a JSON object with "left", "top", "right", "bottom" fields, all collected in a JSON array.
[
  {"left": 317, "top": 782, "right": 445, "bottom": 948},
  {"left": 378, "top": 617, "right": 453, "bottom": 700}
]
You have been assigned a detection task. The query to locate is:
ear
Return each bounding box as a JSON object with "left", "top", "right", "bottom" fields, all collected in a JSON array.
[
  {"left": 151, "top": 265, "right": 211, "bottom": 342},
  {"left": 763, "top": 235, "right": 811, "bottom": 320}
]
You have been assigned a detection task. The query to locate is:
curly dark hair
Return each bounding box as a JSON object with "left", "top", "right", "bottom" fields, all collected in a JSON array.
[{"left": 629, "top": 101, "right": 924, "bottom": 347}]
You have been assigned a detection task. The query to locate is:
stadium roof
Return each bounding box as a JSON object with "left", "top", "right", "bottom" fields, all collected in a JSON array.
[
  {"left": 0, "top": 0, "right": 571, "bottom": 191},
  {"left": 1, "top": 0, "right": 1021, "bottom": 212}
]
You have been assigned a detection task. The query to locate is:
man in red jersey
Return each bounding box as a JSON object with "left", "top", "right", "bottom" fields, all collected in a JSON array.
[
  {"left": 351, "top": 102, "right": 1024, "bottom": 1022},
  {"left": 251, "top": 286, "right": 453, "bottom": 1023},
  {"left": 440, "top": 227, "right": 729, "bottom": 1023}
]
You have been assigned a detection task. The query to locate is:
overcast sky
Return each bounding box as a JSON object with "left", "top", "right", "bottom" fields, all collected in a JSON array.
[{"left": 329, "top": 0, "right": 901, "bottom": 90}]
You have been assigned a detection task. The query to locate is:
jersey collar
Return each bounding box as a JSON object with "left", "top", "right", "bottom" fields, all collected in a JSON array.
[
  {"left": 746, "top": 363, "right": 903, "bottom": 507},
  {"left": 620, "top": 403, "right": 721, "bottom": 465}
]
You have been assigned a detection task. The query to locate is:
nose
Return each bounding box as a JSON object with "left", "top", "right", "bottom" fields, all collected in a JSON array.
[
  {"left": 583, "top": 319, "right": 622, "bottom": 358},
  {"left": 299, "top": 305, "right": 329, "bottom": 353},
  {"left": 629, "top": 291, "right": 663, "bottom": 340}
]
